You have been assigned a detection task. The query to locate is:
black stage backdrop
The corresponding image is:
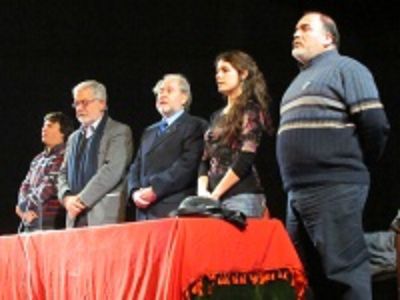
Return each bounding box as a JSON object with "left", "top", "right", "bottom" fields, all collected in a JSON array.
[{"left": 0, "top": 0, "right": 398, "bottom": 234}]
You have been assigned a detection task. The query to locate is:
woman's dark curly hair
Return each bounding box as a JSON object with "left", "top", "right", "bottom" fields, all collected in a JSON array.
[{"left": 214, "top": 50, "right": 273, "bottom": 144}]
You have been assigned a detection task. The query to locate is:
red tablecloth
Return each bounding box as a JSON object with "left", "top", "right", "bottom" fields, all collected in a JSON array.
[{"left": 0, "top": 218, "right": 306, "bottom": 300}]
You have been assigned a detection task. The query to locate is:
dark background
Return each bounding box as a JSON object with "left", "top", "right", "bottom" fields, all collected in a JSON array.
[{"left": 0, "top": 0, "right": 398, "bottom": 234}]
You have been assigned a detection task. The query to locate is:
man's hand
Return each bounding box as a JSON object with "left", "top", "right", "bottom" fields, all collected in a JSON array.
[
  {"left": 132, "top": 187, "right": 157, "bottom": 209},
  {"left": 140, "top": 187, "right": 157, "bottom": 203},
  {"left": 15, "top": 206, "right": 38, "bottom": 224},
  {"left": 63, "top": 195, "right": 86, "bottom": 218},
  {"left": 23, "top": 210, "right": 38, "bottom": 223},
  {"left": 132, "top": 192, "right": 150, "bottom": 209}
]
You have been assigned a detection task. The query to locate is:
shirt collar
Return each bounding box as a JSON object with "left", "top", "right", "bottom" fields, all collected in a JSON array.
[
  {"left": 81, "top": 114, "right": 103, "bottom": 138},
  {"left": 162, "top": 109, "right": 184, "bottom": 127},
  {"left": 299, "top": 49, "right": 339, "bottom": 70},
  {"left": 44, "top": 143, "right": 65, "bottom": 156}
]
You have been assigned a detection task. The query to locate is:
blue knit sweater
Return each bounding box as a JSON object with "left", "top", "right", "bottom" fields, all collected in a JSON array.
[{"left": 277, "top": 50, "right": 390, "bottom": 190}]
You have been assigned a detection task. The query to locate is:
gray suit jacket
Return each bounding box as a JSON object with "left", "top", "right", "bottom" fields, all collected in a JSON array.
[{"left": 58, "top": 117, "right": 133, "bottom": 228}]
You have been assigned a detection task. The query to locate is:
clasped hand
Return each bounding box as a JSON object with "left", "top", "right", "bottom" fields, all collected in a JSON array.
[
  {"left": 64, "top": 195, "right": 86, "bottom": 218},
  {"left": 132, "top": 187, "right": 157, "bottom": 209}
]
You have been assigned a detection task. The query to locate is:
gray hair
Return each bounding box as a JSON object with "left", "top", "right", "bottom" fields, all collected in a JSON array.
[
  {"left": 72, "top": 80, "right": 108, "bottom": 102},
  {"left": 152, "top": 74, "right": 192, "bottom": 110}
]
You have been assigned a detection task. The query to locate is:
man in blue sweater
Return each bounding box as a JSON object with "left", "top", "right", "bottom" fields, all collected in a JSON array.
[{"left": 277, "top": 11, "right": 390, "bottom": 300}]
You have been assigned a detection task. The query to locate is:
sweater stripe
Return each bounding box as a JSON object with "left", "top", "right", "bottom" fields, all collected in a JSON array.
[
  {"left": 280, "top": 96, "right": 346, "bottom": 115},
  {"left": 350, "top": 101, "right": 383, "bottom": 114},
  {"left": 278, "top": 121, "right": 355, "bottom": 135}
]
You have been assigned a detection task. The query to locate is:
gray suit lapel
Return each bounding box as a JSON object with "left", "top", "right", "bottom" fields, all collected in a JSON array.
[{"left": 97, "top": 118, "right": 113, "bottom": 167}]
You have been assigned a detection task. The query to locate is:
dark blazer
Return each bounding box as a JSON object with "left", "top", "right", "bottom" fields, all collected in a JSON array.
[{"left": 127, "top": 112, "right": 207, "bottom": 220}]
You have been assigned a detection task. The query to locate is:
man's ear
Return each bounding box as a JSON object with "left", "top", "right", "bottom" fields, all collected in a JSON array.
[
  {"left": 100, "top": 99, "right": 108, "bottom": 112},
  {"left": 323, "top": 32, "right": 334, "bottom": 47},
  {"left": 181, "top": 94, "right": 189, "bottom": 107}
]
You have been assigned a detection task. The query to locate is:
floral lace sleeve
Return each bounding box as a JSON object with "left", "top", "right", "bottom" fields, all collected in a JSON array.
[{"left": 240, "top": 103, "right": 265, "bottom": 153}]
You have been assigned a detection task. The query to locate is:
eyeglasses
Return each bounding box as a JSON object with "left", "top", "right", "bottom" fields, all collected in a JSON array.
[{"left": 71, "top": 99, "right": 98, "bottom": 108}]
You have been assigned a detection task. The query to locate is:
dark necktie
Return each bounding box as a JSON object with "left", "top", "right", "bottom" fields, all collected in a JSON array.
[
  {"left": 77, "top": 126, "right": 90, "bottom": 160},
  {"left": 158, "top": 121, "right": 168, "bottom": 136}
]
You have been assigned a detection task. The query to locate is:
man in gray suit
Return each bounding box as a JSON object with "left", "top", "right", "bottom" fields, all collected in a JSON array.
[{"left": 58, "top": 80, "right": 133, "bottom": 228}]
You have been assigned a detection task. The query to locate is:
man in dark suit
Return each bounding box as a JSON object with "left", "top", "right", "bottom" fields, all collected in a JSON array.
[
  {"left": 58, "top": 80, "right": 133, "bottom": 228},
  {"left": 128, "top": 74, "right": 207, "bottom": 220}
]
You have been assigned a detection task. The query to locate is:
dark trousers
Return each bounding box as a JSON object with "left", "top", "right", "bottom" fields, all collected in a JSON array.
[{"left": 286, "top": 183, "right": 371, "bottom": 300}]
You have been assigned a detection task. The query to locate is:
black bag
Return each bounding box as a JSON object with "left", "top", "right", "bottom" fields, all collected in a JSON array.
[{"left": 169, "top": 196, "right": 247, "bottom": 230}]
